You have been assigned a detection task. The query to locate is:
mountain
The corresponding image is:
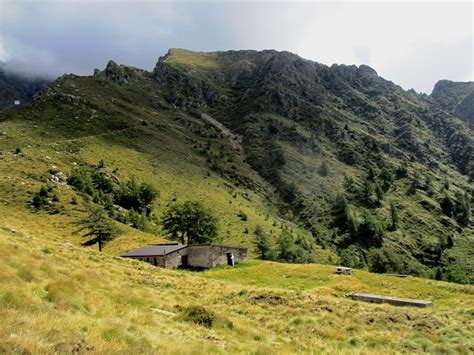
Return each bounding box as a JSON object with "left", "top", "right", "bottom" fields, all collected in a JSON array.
[
  {"left": 0, "top": 65, "right": 49, "bottom": 112},
  {"left": 431, "top": 79, "right": 474, "bottom": 125},
  {"left": 0, "top": 49, "right": 472, "bottom": 282},
  {"left": 0, "top": 47, "right": 473, "bottom": 353}
]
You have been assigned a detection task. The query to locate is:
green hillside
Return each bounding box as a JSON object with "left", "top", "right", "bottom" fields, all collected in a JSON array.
[
  {"left": 0, "top": 48, "right": 474, "bottom": 353},
  {"left": 1, "top": 49, "right": 473, "bottom": 281}
]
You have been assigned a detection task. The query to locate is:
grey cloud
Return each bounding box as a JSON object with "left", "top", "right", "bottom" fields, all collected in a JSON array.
[{"left": 0, "top": 0, "right": 472, "bottom": 92}]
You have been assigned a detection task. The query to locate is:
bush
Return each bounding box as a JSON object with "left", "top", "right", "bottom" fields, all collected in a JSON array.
[
  {"left": 276, "top": 229, "right": 316, "bottom": 264},
  {"left": 237, "top": 210, "right": 248, "bottom": 221},
  {"left": 177, "top": 305, "right": 233, "bottom": 329},
  {"left": 115, "top": 177, "right": 159, "bottom": 216},
  {"left": 68, "top": 166, "right": 95, "bottom": 195},
  {"left": 31, "top": 185, "right": 62, "bottom": 213},
  {"left": 439, "top": 265, "right": 470, "bottom": 284},
  {"left": 339, "top": 245, "right": 366, "bottom": 268}
]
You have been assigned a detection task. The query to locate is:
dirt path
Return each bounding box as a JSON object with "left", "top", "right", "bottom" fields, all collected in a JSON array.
[{"left": 201, "top": 113, "right": 246, "bottom": 160}]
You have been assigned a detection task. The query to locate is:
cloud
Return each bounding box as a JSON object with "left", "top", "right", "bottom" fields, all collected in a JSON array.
[{"left": 0, "top": 0, "right": 472, "bottom": 92}]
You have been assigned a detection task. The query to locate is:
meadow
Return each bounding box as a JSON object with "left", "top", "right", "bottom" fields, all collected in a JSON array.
[{"left": 1, "top": 222, "right": 473, "bottom": 354}]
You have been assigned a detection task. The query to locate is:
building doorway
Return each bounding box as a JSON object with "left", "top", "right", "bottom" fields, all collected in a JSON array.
[
  {"left": 181, "top": 255, "right": 189, "bottom": 267},
  {"left": 226, "top": 252, "right": 235, "bottom": 266}
]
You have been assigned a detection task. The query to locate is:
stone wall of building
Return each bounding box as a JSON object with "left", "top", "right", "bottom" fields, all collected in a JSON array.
[
  {"left": 188, "top": 245, "right": 247, "bottom": 268},
  {"left": 164, "top": 248, "right": 188, "bottom": 269},
  {"left": 125, "top": 244, "right": 247, "bottom": 269}
]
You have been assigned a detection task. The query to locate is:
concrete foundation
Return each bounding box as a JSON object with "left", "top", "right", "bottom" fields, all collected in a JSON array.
[{"left": 347, "top": 293, "right": 433, "bottom": 308}]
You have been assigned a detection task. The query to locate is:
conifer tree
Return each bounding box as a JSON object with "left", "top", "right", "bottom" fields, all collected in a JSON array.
[{"left": 389, "top": 202, "right": 399, "bottom": 231}]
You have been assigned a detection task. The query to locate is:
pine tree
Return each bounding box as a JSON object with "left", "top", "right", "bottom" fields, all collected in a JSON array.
[
  {"left": 254, "top": 225, "right": 274, "bottom": 260},
  {"left": 456, "top": 192, "right": 471, "bottom": 226},
  {"left": 74, "top": 204, "right": 121, "bottom": 252},
  {"left": 424, "top": 175, "right": 435, "bottom": 196},
  {"left": 375, "top": 182, "right": 384, "bottom": 206},
  {"left": 361, "top": 178, "right": 375, "bottom": 207},
  {"left": 318, "top": 161, "right": 329, "bottom": 176},
  {"left": 389, "top": 202, "right": 399, "bottom": 231},
  {"left": 440, "top": 193, "right": 455, "bottom": 217}
]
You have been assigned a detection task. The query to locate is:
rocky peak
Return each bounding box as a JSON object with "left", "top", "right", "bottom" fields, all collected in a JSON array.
[{"left": 95, "top": 60, "right": 147, "bottom": 84}]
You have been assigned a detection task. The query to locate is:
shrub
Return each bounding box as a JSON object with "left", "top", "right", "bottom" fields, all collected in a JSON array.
[
  {"left": 31, "top": 185, "right": 62, "bottom": 213},
  {"left": 440, "top": 265, "right": 470, "bottom": 284},
  {"left": 68, "top": 166, "right": 95, "bottom": 195},
  {"left": 238, "top": 210, "right": 248, "bottom": 221},
  {"left": 115, "top": 177, "right": 159, "bottom": 215},
  {"left": 276, "top": 229, "right": 316, "bottom": 264},
  {"left": 177, "top": 305, "right": 233, "bottom": 329}
]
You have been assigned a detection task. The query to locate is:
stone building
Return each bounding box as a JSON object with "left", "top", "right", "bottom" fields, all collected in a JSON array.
[{"left": 122, "top": 243, "right": 247, "bottom": 269}]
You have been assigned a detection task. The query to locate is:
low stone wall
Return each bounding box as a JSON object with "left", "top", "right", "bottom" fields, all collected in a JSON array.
[{"left": 348, "top": 293, "right": 433, "bottom": 308}]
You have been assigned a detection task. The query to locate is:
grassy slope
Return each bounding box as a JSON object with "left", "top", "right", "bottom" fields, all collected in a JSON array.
[
  {"left": 0, "top": 120, "right": 282, "bottom": 256},
  {"left": 1, "top": 224, "right": 473, "bottom": 353}
]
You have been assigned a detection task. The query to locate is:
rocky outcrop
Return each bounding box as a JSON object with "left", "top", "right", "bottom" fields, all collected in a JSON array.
[{"left": 95, "top": 60, "right": 148, "bottom": 84}]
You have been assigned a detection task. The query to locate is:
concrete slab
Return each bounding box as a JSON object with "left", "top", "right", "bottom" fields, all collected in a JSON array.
[{"left": 347, "top": 293, "right": 433, "bottom": 308}]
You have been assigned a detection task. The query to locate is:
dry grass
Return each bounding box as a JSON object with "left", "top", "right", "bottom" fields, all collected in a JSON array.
[{"left": 0, "top": 220, "right": 473, "bottom": 353}]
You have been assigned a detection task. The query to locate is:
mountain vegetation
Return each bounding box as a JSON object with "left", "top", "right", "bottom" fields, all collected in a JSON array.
[
  {"left": 1, "top": 49, "right": 473, "bottom": 283},
  {"left": 0, "top": 47, "right": 473, "bottom": 352}
]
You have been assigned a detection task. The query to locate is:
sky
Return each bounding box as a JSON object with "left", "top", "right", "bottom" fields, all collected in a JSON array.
[{"left": 0, "top": 0, "right": 472, "bottom": 93}]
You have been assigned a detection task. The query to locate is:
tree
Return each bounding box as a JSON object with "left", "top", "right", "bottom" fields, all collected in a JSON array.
[
  {"left": 357, "top": 213, "right": 385, "bottom": 248},
  {"left": 361, "top": 178, "right": 376, "bottom": 207},
  {"left": 318, "top": 161, "right": 329, "bottom": 176},
  {"left": 277, "top": 229, "right": 296, "bottom": 262},
  {"left": 75, "top": 204, "right": 121, "bottom": 252},
  {"left": 379, "top": 167, "right": 394, "bottom": 192},
  {"left": 161, "top": 201, "right": 219, "bottom": 244},
  {"left": 456, "top": 192, "right": 471, "bottom": 226},
  {"left": 343, "top": 174, "right": 357, "bottom": 193},
  {"left": 424, "top": 175, "right": 435, "bottom": 196},
  {"left": 440, "top": 193, "right": 455, "bottom": 217},
  {"left": 375, "top": 182, "right": 384, "bottom": 206},
  {"left": 408, "top": 172, "right": 422, "bottom": 195},
  {"left": 276, "top": 229, "right": 316, "bottom": 264},
  {"left": 116, "top": 177, "right": 159, "bottom": 216},
  {"left": 254, "top": 225, "right": 274, "bottom": 260},
  {"left": 333, "top": 194, "right": 357, "bottom": 236},
  {"left": 389, "top": 202, "right": 399, "bottom": 231}
]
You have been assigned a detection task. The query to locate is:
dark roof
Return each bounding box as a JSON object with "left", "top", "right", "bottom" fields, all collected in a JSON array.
[{"left": 122, "top": 244, "right": 187, "bottom": 257}]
